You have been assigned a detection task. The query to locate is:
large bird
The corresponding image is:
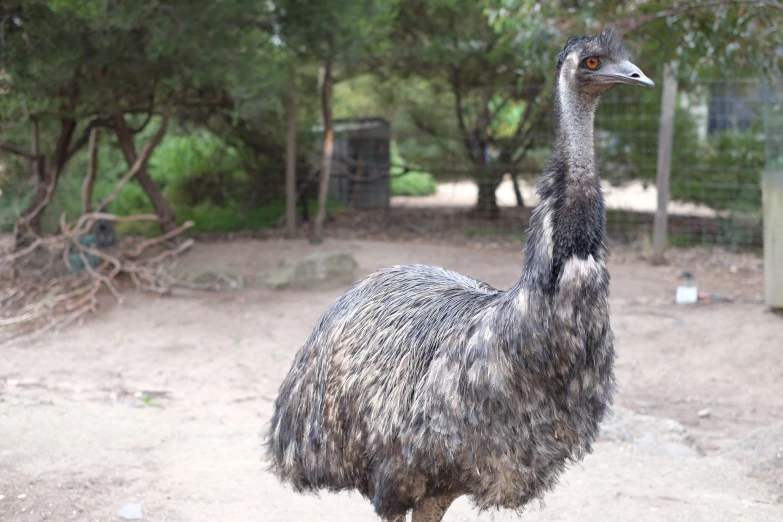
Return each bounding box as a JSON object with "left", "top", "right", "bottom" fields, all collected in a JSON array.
[{"left": 266, "top": 29, "right": 654, "bottom": 522}]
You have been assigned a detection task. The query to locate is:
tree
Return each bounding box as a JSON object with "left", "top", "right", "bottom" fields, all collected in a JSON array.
[
  {"left": 0, "top": 0, "right": 270, "bottom": 242},
  {"left": 274, "top": 0, "right": 398, "bottom": 242},
  {"left": 375, "top": 0, "right": 561, "bottom": 219}
]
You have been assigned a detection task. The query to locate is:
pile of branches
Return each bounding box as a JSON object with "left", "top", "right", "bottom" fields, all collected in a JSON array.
[
  {"left": 0, "top": 212, "right": 199, "bottom": 342},
  {"left": 0, "top": 106, "right": 214, "bottom": 342}
]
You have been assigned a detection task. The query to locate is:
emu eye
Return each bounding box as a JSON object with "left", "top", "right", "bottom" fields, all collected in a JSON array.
[{"left": 584, "top": 57, "right": 600, "bottom": 70}]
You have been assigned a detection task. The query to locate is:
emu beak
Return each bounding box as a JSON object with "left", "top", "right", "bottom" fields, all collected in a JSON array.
[{"left": 597, "top": 60, "right": 655, "bottom": 88}]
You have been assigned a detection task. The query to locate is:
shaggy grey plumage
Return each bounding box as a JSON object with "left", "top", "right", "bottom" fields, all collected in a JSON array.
[{"left": 265, "top": 29, "right": 654, "bottom": 521}]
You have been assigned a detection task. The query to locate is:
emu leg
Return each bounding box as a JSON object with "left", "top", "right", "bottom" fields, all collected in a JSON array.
[{"left": 412, "top": 492, "right": 459, "bottom": 522}]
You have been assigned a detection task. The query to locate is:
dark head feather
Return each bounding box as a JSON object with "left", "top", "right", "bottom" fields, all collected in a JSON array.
[{"left": 556, "top": 28, "right": 632, "bottom": 71}]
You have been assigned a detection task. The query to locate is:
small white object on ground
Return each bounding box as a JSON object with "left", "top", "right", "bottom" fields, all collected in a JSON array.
[
  {"left": 698, "top": 408, "right": 712, "bottom": 418},
  {"left": 116, "top": 503, "right": 143, "bottom": 520},
  {"left": 676, "top": 285, "right": 699, "bottom": 304}
]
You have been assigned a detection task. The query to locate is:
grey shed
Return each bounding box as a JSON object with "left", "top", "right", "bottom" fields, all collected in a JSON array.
[{"left": 311, "top": 117, "right": 391, "bottom": 208}]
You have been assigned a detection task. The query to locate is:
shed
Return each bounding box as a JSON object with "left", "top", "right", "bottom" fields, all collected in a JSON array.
[{"left": 311, "top": 118, "right": 391, "bottom": 208}]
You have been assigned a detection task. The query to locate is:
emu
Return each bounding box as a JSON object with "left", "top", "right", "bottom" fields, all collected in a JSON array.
[{"left": 266, "top": 29, "right": 654, "bottom": 521}]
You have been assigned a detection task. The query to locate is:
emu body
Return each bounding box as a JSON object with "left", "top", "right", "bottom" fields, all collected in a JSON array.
[{"left": 266, "top": 29, "right": 653, "bottom": 521}]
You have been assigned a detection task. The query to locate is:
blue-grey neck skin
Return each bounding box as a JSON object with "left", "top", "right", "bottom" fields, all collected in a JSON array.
[{"left": 517, "top": 51, "right": 608, "bottom": 296}]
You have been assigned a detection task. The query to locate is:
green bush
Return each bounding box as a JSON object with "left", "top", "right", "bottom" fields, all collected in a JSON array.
[
  {"left": 389, "top": 140, "right": 437, "bottom": 196},
  {"left": 391, "top": 171, "right": 438, "bottom": 196},
  {"left": 148, "top": 130, "right": 247, "bottom": 206},
  {"left": 596, "top": 87, "right": 764, "bottom": 214},
  {"left": 177, "top": 198, "right": 347, "bottom": 234},
  {"left": 6, "top": 125, "right": 337, "bottom": 237},
  {"left": 670, "top": 125, "right": 764, "bottom": 213}
]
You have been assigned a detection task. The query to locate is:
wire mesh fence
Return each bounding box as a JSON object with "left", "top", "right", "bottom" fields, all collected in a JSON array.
[{"left": 296, "top": 78, "right": 778, "bottom": 252}]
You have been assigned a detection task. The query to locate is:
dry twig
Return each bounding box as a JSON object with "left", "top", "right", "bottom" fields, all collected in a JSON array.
[{"left": 1, "top": 211, "right": 199, "bottom": 343}]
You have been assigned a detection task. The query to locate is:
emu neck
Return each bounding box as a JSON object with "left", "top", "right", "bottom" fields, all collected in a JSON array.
[
  {"left": 516, "top": 75, "right": 606, "bottom": 296},
  {"left": 556, "top": 88, "right": 598, "bottom": 176}
]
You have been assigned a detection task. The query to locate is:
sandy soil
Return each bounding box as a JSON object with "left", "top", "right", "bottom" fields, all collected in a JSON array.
[
  {"left": 1, "top": 239, "right": 782, "bottom": 521},
  {"left": 392, "top": 177, "right": 721, "bottom": 217}
]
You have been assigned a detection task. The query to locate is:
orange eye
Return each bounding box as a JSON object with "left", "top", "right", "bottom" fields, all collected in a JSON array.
[{"left": 585, "top": 57, "right": 600, "bottom": 69}]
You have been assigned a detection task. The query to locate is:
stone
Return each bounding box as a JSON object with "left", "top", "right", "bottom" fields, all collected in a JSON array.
[
  {"left": 722, "top": 422, "right": 783, "bottom": 496},
  {"left": 600, "top": 405, "right": 702, "bottom": 458},
  {"left": 258, "top": 251, "right": 358, "bottom": 291},
  {"left": 116, "top": 503, "right": 143, "bottom": 520},
  {"left": 697, "top": 408, "right": 712, "bottom": 418},
  {"left": 173, "top": 266, "right": 244, "bottom": 291},
  {"left": 257, "top": 263, "right": 297, "bottom": 291},
  {"left": 633, "top": 432, "right": 701, "bottom": 459}
]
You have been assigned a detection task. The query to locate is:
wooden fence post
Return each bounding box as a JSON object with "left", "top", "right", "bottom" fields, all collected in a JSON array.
[
  {"left": 651, "top": 63, "right": 678, "bottom": 265},
  {"left": 285, "top": 78, "right": 297, "bottom": 238},
  {"left": 764, "top": 170, "right": 783, "bottom": 309}
]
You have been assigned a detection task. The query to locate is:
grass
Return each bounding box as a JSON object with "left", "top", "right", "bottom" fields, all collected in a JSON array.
[
  {"left": 667, "top": 233, "right": 708, "bottom": 249},
  {"left": 463, "top": 226, "right": 527, "bottom": 243},
  {"left": 116, "top": 198, "right": 347, "bottom": 237}
]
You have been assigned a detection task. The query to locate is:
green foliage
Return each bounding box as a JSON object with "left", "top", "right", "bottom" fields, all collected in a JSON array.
[
  {"left": 148, "top": 131, "right": 246, "bottom": 206},
  {"left": 582, "top": 0, "right": 783, "bottom": 78},
  {"left": 596, "top": 88, "right": 763, "bottom": 213},
  {"left": 177, "top": 199, "right": 346, "bottom": 235},
  {"left": 1, "top": 0, "right": 779, "bottom": 242},
  {"left": 356, "top": 0, "right": 564, "bottom": 215},
  {"left": 671, "top": 125, "right": 764, "bottom": 213},
  {"left": 391, "top": 171, "right": 437, "bottom": 196},
  {"left": 389, "top": 141, "right": 437, "bottom": 196},
  {"left": 29, "top": 126, "right": 345, "bottom": 236}
]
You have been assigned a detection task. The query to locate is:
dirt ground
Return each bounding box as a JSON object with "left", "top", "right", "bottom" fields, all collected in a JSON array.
[
  {"left": 392, "top": 177, "right": 720, "bottom": 217},
  {"left": 2, "top": 238, "right": 782, "bottom": 521}
]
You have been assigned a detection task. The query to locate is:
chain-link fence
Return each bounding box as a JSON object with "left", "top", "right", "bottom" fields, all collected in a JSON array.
[{"left": 299, "top": 78, "right": 777, "bottom": 251}]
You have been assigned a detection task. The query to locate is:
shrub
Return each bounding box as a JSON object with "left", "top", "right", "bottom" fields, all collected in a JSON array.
[
  {"left": 670, "top": 125, "right": 764, "bottom": 213},
  {"left": 391, "top": 171, "right": 437, "bottom": 196},
  {"left": 148, "top": 130, "right": 247, "bottom": 206},
  {"left": 390, "top": 140, "right": 437, "bottom": 196}
]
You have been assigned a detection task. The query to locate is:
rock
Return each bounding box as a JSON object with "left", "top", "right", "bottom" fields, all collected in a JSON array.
[
  {"left": 722, "top": 422, "right": 783, "bottom": 496},
  {"left": 600, "top": 405, "right": 702, "bottom": 458},
  {"left": 116, "top": 503, "right": 143, "bottom": 520},
  {"left": 634, "top": 432, "right": 701, "bottom": 459},
  {"left": 258, "top": 251, "right": 358, "bottom": 291},
  {"left": 697, "top": 408, "right": 712, "bottom": 418},
  {"left": 173, "top": 266, "right": 244, "bottom": 291},
  {"left": 258, "top": 263, "right": 297, "bottom": 290}
]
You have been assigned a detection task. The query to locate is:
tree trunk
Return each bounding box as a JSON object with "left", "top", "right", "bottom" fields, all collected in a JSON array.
[
  {"left": 82, "top": 127, "right": 100, "bottom": 213},
  {"left": 474, "top": 176, "right": 501, "bottom": 220},
  {"left": 285, "top": 78, "right": 297, "bottom": 238},
  {"left": 15, "top": 118, "right": 76, "bottom": 245},
  {"left": 113, "top": 112, "right": 177, "bottom": 233},
  {"left": 511, "top": 174, "right": 525, "bottom": 207},
  {"left": 312, "top": 60, "right": 334, "bottom": 245}
]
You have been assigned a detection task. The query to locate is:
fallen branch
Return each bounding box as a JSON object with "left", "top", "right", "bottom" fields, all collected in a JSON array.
[{"left": 0, "top": 210, "right": 203, "bottom": 342}]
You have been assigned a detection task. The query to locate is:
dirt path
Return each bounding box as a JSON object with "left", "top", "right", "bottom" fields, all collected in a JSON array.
[
  {"left": 392, "top": 177, "right": 720, "bottom": 217},
  {"left": 1, "top": 239, "right": 781, "bottom": 521}
]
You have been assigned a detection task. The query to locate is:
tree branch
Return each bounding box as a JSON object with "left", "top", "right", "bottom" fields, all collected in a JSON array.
[
  {"left": 65, "top": 118, "right": 112, "bottom": 162},
  {"left": 0, "top": 142, "right": 41, "bottom": 160},
  {"left": 619, "top": 0, "right": 783, "bottom": 31},
  {"left": 450, "top": 66, "right": 471, "bottom": 145},
  {"left": 96, "top": 103, "right": 172, "bottom": 212}
]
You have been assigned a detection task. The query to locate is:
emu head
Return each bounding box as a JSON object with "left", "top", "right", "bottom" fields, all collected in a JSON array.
[{"left": 556, "top": 28, "right": 654, "bottom": 100}]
